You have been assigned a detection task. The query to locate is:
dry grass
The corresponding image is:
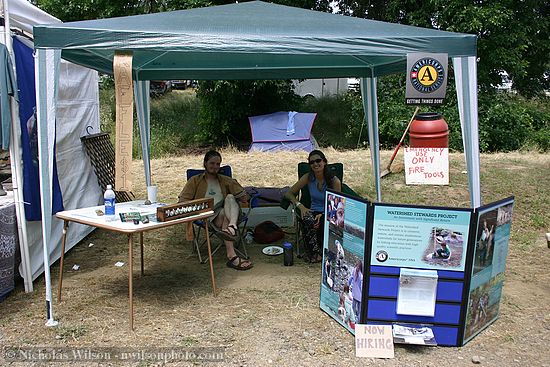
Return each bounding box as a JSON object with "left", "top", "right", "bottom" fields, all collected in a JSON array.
[{"left": 0, "top": 149, "right": 549, "bottom": 367}]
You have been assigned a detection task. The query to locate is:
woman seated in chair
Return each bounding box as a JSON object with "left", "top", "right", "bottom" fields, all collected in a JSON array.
[
  {"left": 178, "top": 150, "right": 253, "bottom": 271},
  {"left": 284, "top": 150, "right": 341, "bottom": 263}
]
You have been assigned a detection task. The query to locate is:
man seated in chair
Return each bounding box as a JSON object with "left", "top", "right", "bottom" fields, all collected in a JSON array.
[{"left": 178, "top": 150, "right": 253, "bottom": 271}]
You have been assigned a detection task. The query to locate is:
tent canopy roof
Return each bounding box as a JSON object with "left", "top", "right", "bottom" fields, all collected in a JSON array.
[{"left": 33, "top": 1, "right": 476, "bottom": 80}]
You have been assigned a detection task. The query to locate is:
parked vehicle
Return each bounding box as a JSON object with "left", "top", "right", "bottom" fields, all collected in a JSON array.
[
  {"left": 293, "top": 78, "right": 349, "bottom": 99},
  {"left": 150, "top": 80, "right": 172, "bottom": 95},
  {"left": 171, "top": 80, "right": 188, "bottom": 90}
]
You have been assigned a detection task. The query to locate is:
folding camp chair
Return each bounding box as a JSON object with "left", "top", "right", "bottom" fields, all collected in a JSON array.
[
  {"left": 185, "top": 166, "right": 258, "bottom": 264},
  {"left": 281, "top": 162, "right": 359, "bottom": 257}
]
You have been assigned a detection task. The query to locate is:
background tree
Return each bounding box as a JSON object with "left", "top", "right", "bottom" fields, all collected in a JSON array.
[
  {"left": 336, "top": 0, "right": 549, "bottom": 97},
  {"left": 195, "top": 80, "right": 300, "bottom": 146}
]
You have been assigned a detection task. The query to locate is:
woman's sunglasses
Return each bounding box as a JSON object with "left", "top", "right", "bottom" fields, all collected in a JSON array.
[{"left": 309, "top": 158, "right": 323, "bottom": 165}]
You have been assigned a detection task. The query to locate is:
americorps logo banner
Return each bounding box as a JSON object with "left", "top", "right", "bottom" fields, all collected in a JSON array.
[{"left": 405, "top": 53, "right": 448, "bottom": 106}]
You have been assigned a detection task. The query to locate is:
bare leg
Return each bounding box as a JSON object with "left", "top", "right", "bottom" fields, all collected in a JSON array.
[
  {"left": 214, "top": 207, "right": 251, "bottom": 267},
  {"left": 223, "top": 194, "right": 240, "bottom": 233}
]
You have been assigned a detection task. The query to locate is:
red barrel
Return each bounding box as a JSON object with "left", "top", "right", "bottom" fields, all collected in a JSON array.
[{"left": 409, "top": 112, "right": 449, "bottom": 148}]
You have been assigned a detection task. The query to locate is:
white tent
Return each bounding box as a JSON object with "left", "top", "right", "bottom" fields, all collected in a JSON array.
[{"left": 0, "top": 0, "right": 102, "bottom": 296}]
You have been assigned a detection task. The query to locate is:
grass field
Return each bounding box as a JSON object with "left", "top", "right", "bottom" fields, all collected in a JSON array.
[{"left": 1, "top": 149, "right": 548, "bottom": 366}]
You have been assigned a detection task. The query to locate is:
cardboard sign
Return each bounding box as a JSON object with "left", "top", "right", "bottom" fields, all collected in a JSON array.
[
  {"left": 405, "top": 53, "right": 448, "bottom": 105},
  {"left": 113, "top": 52, "right": 134, "bottom": 192},
  {"left": 404, "top": 147, "right": 449, "bottom": 185},
  {"left": 355, "top": 324, "right": 394, "bottom": 358}
]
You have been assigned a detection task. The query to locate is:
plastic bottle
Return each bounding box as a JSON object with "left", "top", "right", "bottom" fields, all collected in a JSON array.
[
  {"left": 245, "top": 231, "right": 254, "bottom": 245},
  {"left": 283, "top": 242, "right": 293, "bottom": 266},
  {"left": 104, "top": 184, "right": 116, "bottom": 221}
]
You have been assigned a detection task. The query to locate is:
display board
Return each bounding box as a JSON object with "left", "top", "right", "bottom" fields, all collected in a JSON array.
[
  {"left": 319, "top": 191, "right": 369, "bottom": 334},
  {"left": 463, "top": 197, "right": 514, "bottom": 343},
  {"left": 318, "top": 191, "right": 515, "bottom": 347}
]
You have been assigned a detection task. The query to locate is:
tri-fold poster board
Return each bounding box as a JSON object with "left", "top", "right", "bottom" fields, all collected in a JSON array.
[{"left": 319, "top": 190, "right": 514, "bottom": 347}]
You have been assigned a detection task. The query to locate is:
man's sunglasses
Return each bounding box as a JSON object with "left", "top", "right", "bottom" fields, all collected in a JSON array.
[{"left": 309, "top": 158, "right": 323, "bottom": 165}]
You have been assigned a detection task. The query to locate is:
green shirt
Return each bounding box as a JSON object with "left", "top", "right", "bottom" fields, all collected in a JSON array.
[{"left": 0, "top": 44, "right": 17, "bottom": 150}]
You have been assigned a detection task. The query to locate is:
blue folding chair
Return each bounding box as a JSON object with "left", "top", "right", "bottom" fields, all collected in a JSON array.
[{"left": 185, "top": 166, "right": 258, "bottom": 263}]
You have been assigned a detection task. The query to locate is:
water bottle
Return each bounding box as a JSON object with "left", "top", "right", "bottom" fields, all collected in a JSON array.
[
  {"left": 283, "top": 242, "right": 293, "bottom": 266},
  {"left": 245, "top": 231, "right": 254, "bottom": 245},
  {"left": 104, "top": 184, "right": 116, "bottom": 221}
]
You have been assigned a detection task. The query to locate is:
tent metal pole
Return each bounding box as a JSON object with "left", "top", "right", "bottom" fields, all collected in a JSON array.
[
  {"left": 2, "top": 0, "right": 33, "bottom": 292},
  {"left": 452, "top": 56, "right": 481, "bottom": 207},
  {"left": 361, "top": 76, "right": 381, "bottom": 201},
  {"left": 35, "top": 47, "right": 58, "bottom": 327},
  {"left": 134, "top": 80, "right": 151, "bottom": 187}
]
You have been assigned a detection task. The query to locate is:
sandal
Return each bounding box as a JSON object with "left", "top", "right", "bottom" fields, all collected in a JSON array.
[
  {"left": 208, "top": 222, "right": 237, "bottom": 241},
  {"left": 218, "top": 228, "right": 237, "bottom": 241},
  {"left": 226, "top": 224, "right": 238, "bottom": 236},
  {"left": 226, "top": 256, "right": 253, "bottom": 271}
]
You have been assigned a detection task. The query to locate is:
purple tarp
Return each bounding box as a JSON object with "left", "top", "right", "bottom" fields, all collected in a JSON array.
[{"left": 248, "top": 111, "right": 317, "bottom": 152}]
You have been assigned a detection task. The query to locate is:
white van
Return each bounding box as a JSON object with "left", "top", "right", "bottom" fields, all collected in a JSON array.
[{"left": 294, "top": 78, "right": 350, "bottom": 98}]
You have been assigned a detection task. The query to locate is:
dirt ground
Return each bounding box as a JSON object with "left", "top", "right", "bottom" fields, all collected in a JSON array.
[{"left": 0, "top": 149, "right": 549, "bottom": 366}]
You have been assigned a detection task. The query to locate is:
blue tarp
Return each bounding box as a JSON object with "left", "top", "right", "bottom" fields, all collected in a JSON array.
[{"left": 13, "top": 37, "right": 63, "bottom": 220}]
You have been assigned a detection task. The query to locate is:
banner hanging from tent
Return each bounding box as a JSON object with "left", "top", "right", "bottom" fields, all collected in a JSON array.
[
  {"left": 114, "top": 52, "right": 133, "bottom": 192},
  {"left": 405, "top": 53, "right": 448, "bottom": 106},
  {"left": 12, "top": 37, "right": 63, "bottom": 220}
]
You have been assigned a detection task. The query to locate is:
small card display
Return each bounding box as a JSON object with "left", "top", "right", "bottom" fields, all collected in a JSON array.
[
  {"left": 119, "top": 212, "right": 141, "bottom": 222},
  {"left": 393, "top": 324, "right": 437, "bottom": 346}
]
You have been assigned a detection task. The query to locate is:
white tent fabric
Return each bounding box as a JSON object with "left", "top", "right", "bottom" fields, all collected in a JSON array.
[
  {"left": 453, "top": 56, "right": 481, "bottom": 207},
  {"left": 35, "top": 47, "right": 58, "bottom": 324},
  {"left": 134, "top": 80, "right": 151, "bottom": 187},
  {"left": 1, "top": 0, "right": 57, "bottom": 34},
  {"left": 360, "top": 77, "right": 381, "bottom": 202},
  {"left": 1, "top": 0, "right": 102, "bottom": 295}
]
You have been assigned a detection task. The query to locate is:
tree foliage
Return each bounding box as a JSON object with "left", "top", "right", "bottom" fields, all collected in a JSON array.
[
  {"left": 336, "top": 0, "right": 549, "bottom": 97},
  {"left": 195, "top": 80, "right": 300, "bottom": 145}
]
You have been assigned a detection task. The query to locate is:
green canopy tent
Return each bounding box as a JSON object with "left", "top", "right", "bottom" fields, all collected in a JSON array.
[{"left": 32, "top": 1, "right": 480, "bottom": 325}]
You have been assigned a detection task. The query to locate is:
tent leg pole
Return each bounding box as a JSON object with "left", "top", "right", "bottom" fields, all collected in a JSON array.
[
  {"left": 1, "top": 3, "right": 33, "bottom": 292},
  {"left": 9, "top": 94, "right": 33, "bottom": 292}
]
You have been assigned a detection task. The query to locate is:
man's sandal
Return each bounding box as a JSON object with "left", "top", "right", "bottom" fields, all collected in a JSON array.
[
  {"left": 218, "top": 228, "right": 237, "bottom": 241},
  {"left": 226, "top": 224, "right": 238, "bottom": 236},
  {"left": 226, "top": 256, "right": 253, "bottom": 271}
]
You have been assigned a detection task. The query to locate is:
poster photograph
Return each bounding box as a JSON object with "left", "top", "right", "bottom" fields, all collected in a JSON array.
[
  {"left": 464, "top": 198, "right": 514, "bottom": 343},
  {"left": 464, "top": 274, "right": 505, "bottom": 341},
  {"left": 320, "top": 190, "right": 368, "bottom": 335},
  {"left": 371, "top": 204, "right": 472, "bottom": 271}
]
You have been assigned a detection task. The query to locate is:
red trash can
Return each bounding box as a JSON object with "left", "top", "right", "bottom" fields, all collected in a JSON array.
[{"left": 409, "top": 112, "right": 449, "bottom": 148}]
